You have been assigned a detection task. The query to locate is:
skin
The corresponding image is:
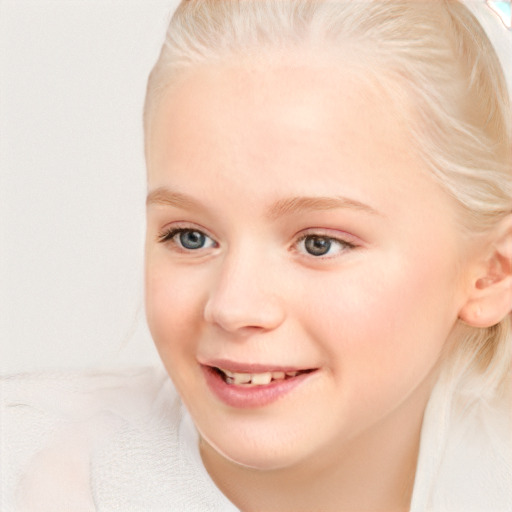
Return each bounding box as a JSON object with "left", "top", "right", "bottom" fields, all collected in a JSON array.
[{"left": 145, "top": 56, "right": 477, "bottom": 511}]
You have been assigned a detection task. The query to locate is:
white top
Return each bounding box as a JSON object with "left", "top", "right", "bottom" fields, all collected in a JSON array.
[{"left": 1, "top": 366, "right": 511, "bottom": 511}]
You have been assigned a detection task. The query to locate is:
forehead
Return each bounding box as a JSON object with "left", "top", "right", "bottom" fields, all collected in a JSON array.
[
  {"left": 146, "top": 56, "right": 443, "bottom": 219},
  {"left": 149, "top": 59, "right": 409, "bottom": 156},
  {"left": 149, "top": 59, "right": 405, "bottom": 138}
]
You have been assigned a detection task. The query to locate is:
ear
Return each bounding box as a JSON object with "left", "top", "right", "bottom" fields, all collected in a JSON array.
[{"left": 459, "top": 215, "right": 512, "bottom": 328}]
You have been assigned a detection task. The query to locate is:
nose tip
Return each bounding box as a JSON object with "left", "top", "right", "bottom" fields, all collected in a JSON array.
[{"left": 203, "top": 282, "right": 285, "bottom": 333}]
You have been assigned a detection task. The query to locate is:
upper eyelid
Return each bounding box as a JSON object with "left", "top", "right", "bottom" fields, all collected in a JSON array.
[
  {"left": 157, "top": 223, "right": 217, "bottom": 241},
  {"left": 295, "top": 234, "right": 356, "bottom": 246},
  {"left": 294, "top": 234, "right": 356, "bottom": 251},
  {"left": 294, "top": 227, "right": 360, "bottom": 244}
]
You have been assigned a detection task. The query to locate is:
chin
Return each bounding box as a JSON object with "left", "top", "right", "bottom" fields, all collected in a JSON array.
[
  {"left": 199, "top": 425, "right": 313, "bottom": 472},
  {"left": 220, "top": 447, "right": 301, "bottom": 472}
]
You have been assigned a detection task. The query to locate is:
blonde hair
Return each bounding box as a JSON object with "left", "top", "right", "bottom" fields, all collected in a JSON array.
[{"left": 144, "top": 0, "right": 512, "bottom": 395}]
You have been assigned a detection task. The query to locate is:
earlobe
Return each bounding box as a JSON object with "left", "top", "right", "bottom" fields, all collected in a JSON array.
[{"left": 458, "top": 215, "right": 512, "bottom": 328}]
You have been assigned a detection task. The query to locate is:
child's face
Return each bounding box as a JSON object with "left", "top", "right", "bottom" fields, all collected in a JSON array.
[{"left": 145, "top": 60, "right": 470, "bottom": 470}]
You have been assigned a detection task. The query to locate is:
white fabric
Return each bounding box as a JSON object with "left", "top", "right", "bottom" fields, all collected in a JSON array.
[
  {"left": 0, "top": 367, "right": 238, "bottom": 512},
  {"left": 1, "top": 366, "right": 511, "bottom": 511},
  {"left": 411, "top": 371, "right": 512, "bottom": 511}
]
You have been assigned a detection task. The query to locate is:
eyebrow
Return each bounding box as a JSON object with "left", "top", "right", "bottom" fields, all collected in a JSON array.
[
  {"left": 146, "top": 187, "right": 382, "bottom": 218},
  {"left": 267, "top": 195, "right": 382, "bottom": 219},
  {"left": 146, "top": 187, "right": 202, "bottom": 210}
]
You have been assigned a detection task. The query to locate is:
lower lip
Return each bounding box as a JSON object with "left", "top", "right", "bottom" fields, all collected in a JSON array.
[{"left": 202, "top": 366, "right": 315, "bottom": 409}]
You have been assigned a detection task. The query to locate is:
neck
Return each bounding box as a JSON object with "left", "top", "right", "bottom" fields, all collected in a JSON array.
[{"left": 200, "top": 376, "right": 434, "bottom": 512}]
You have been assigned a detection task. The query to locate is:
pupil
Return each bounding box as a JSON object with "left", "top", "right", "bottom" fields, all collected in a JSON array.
[
  {"left": 305, "top": 236, "right": 331, "bottom": 256},
  {"left": 180, "top": 231, "right": 205, "bottom": 250}
]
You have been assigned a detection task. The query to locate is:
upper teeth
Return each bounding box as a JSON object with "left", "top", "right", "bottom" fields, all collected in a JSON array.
[{"left": 220, "top": 369, "right": 299, "bottom": 386}]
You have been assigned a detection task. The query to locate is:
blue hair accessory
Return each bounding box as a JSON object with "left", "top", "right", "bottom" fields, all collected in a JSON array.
[
  {"left": 465, "top": 0, "right": 512, "bottom": 97},
  {"left": 486, "top": 0, "right": 512, "bottom": 29}
]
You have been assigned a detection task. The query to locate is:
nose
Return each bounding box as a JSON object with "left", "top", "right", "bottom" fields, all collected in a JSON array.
[{"left": 203, "top": 251, "right": 286, "bottom": 334}]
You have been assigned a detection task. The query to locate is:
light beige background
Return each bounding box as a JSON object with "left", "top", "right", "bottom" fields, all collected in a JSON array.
[{"left": 0, "top": 0, "right": 179, "bottom": 373}]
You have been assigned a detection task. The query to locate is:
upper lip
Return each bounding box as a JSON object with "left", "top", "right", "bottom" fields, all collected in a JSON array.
[{"left": 200, "top": 358, "right": 316, "bottom": 374}]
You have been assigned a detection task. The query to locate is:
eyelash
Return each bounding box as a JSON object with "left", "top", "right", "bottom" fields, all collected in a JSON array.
[
  {"left": 294, "top": 232, "right": 357, "bottom": 258},
  {"left": 157, "top": 226, "right": 358, "bottom": 258},
  {"left": 157, "top": 227, "right": 217, "bottom": 251}
]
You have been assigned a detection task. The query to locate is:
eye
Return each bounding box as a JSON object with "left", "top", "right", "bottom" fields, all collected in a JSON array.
[
  {"left": 158, "top": 227, "right": 217, "bottom": 251},
  {"left": 296, "top": 234, "right": 356, "bottom": 258}
]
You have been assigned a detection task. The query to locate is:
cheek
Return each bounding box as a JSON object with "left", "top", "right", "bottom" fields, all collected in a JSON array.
[
  {"left": 298, "top": 253, "right": 459, "bottom": 390},
  {"left": 145, "top": 257, "right": 206, "bottom": 358},
  {"left": 145, "top": 258, "right": 214, "bottom": 409}
]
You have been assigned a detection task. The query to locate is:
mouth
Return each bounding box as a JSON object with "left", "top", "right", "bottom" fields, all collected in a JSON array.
[
  {"left": 212, "top": 367, "right": 315, "bottom": 387},
  {"left": 201, "top": 360, "right": 319, "bottom": 408}
]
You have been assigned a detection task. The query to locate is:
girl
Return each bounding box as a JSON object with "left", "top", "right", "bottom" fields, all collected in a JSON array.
[{"left": 3, "top": 1, "right": 511, "bottom": 510}]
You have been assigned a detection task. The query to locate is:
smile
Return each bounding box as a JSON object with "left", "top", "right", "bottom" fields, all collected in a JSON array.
[
  {"left": 215, "top": 367, "right": 312, "bottom": 386},
  {"left": 202, "top": 364, "right": 318, "bottom": 408}
]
